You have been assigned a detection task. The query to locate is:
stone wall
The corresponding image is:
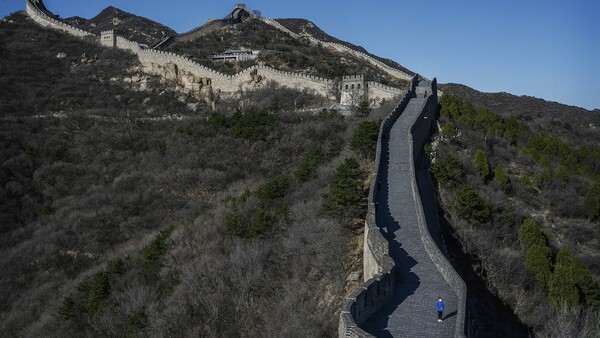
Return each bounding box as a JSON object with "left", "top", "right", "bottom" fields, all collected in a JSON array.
[
  {"left": 339, "top": 79, "right": 467, "bottom": 337},
  {"left": 338, "top": 76, "right": 417, "bottom": 338},
  {"left": 409, "top": 79, "right": 467, "bottom": 337},
  {"left": 366, "top": 81, "right": 404, "bottom": 105},
  {"left": 25, "top": 0, "right": 94, "bottom": 38},
  {"left": 26, "top": 0, "right": 405, "bottom": 104}
]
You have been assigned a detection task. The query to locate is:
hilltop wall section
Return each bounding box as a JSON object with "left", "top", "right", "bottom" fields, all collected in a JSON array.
[
  {"left": 26, "top": 0, "right": 405, "bottom": 105},
  {"left": 260, "top": 17, "right": 413, "bottom": 81},
  {"left": 25, "top": 0, "right": 93, "bottom": 38}
]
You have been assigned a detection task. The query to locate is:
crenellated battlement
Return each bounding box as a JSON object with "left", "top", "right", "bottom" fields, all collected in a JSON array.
[{"left": 25, "top": 0, "right": 94, "bottom": 38}]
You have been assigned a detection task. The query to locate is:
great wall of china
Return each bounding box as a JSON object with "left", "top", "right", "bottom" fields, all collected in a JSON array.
[
  {"left": 338, "top": 78, "right": 466, "bottom": 337},
  {"left": 25, "top": 0, "right": 408, "bottom": 106},
  {"left": 24, "top": 1, "right": 466, "bottom": 336}
]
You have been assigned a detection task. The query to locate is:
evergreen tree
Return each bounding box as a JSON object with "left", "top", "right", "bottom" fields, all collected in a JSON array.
[
  {"left": 322, "top": 157, "right": 365, "bottom": 220},
  {"left": 442, "top": 122, "right": 458, "bottom": 139},
  {"left": 518, "top": 219, "right": 548, "bottom": 251},
  {"left": 556, "top": 246, "right": 600, "bottom": 306},
  {"left": 524, "top": 244, "right": 553, "bottom": 288},
  {"left": 584, "top": 181, "right": 600, "bottom": 220},
  {"left": 355, "top": 100, "right": 371, "bottom": 117},
  {"left": 350, "top": 119, "right": 381, "bottom": 159},
  {"left": 493, "top": 164, "right": 512, "bottom": 191},
  {"left": 431, "top": 155, "right": 463, "bottom": 187},
  {"left": 474, "top": 149, "right": 490, "bottom": 181},
  {"left": 549, "top": 247, "right": 580, "bottom": 307},
  {"left": 455, "top": 185, "right": 491, "bottom": 225}
]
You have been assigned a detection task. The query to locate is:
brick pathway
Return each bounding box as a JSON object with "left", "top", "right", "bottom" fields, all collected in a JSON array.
[{"left": 361, "top": 85, "right": 459, "bottom": 337}]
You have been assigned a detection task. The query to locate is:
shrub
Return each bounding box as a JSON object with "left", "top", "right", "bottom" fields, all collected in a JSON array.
[
  {"left": 294, "top": 147, "right": 325, "bottom": 181},
  {"left": 226, "top": 202, "right": 289, "bottom": 239},
  {"left": 257, "top": 175, "right": 291, "bottom": 201},
  {"left": 141, "top": 227, "right": 174, "bottom": 277},
  {"left": 73, "top": 258, "right": 126, "bottom": 315},
  {"left": 230, "top": 109, "right": 276, "bottom": 141}
]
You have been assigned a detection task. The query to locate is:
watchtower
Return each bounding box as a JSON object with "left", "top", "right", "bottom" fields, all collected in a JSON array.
[
  {"left": 340, "top": 75, "right": 368, "bottom": 106},
  {"left": 100, "top": 29, "right": 116, "bottom": 48}
]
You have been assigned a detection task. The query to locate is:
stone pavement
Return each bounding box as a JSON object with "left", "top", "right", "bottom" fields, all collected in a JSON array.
[{"left": 361, "top": 84, "right": 459, "bottom": 337}]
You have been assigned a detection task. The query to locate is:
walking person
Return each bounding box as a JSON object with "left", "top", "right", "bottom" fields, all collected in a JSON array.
[{"left": 436, "top": 297, "right": 445, "bottom": 322}]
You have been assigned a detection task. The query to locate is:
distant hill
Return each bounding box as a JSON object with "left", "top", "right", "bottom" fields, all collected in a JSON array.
[
  {"left": 440, "top": 83, "right": 600, "bottom": 145},
  {"left": 440, "top": 83, "right": 595, "bottom": 116},
  {"left": 276, "top": 18, "right": 415, "bottom": 76},
  {"left": 64, "top": 6, "right": 175, "bottom": 46}
]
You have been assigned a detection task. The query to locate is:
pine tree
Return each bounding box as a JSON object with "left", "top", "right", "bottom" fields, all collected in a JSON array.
[
  {"left": 518, "top": 219, "right": 548, "bottom": 251},
  {"left": 583, "top": 181, "right": 600, "bottom": 220},
  {"left": 493, "top": 164, "right": 512, "bottom": 191},
  {"left": 474, "top": 149, "right": 489, "bottom": 181},
  {"left": 323, "top": 157, "right": 365, "bottom": 220},
  {"left": 524, "top": 244, "right": 553, "bottom": 288},
  {"left": 454, "top": 185, "right": 491, "bottom": 225},
  {"left": 355, "top": 100, "right": 371, "bottom": 117},
  {"left": 548, "top": 246, "right": 580, "bottom": 307}
]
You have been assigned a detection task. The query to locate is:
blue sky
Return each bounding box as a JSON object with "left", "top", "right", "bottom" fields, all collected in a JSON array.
[{"left": 2, "top": 0, "right": 599, "bottom": 110}]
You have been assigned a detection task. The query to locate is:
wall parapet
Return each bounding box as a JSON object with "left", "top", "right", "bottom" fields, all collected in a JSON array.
[
  {"left": 25, "top": 0, "right": 95, "bottom": 38},
  {"left": 409, "top": 79, "right": 466, "bottom": 337}
]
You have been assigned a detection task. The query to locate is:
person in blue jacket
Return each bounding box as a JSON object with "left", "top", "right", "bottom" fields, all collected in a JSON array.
[{"left": 436, "top": 297, "right": 445, "bottom": 322}]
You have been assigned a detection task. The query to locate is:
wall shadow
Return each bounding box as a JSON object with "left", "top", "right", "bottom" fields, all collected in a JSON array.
[{"left": 360, "top": 122, "right": 421, "bottom": 336}]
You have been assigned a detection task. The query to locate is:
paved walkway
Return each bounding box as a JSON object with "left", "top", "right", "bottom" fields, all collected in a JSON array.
[{"left": 361, "top": 83, "right": 459, "bottom": 337}]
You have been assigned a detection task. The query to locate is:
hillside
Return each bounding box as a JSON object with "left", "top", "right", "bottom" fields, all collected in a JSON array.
[
  {"left": 433, "top": 85, "right": 600, "bottom": 335},
  {"left": 165, "top": 16, "right": 409, "bottom": 88},
  {"left": 0, "top": 11, "right": 389, "bottom": 336},
  {"left": 440, "top": 83, "right": 600, "bottom": 142},
  {"left": 7, "top": 1, "right": 600, "bottom": 336},
  {"left": 276, "top": 18, "right": 415, "bottom": 77}
]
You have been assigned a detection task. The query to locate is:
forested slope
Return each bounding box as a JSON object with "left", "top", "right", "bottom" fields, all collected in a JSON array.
[
  {"left": 0, "top": 11, "right": 387, "bottom": 336},
  {"left": 432, "top": 86, "right": 600, "bottom": 336}
]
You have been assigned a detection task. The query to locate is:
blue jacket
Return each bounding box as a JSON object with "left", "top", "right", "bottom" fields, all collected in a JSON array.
[{"left": 436, "top": 300, "right": 445, "bottom": 312}]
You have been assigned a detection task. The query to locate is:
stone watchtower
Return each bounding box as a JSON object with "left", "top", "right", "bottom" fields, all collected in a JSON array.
[
  {"left": 340, "top": 75, "right": 368, "bottom": 106},
  {"left": 100, "top": 29, "right": 116, "bottom": 48}
]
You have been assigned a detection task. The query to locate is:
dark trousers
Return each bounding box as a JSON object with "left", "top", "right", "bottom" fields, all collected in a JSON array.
[{"left": 437, "top": 311, "right": 443, "bottom": 320}]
